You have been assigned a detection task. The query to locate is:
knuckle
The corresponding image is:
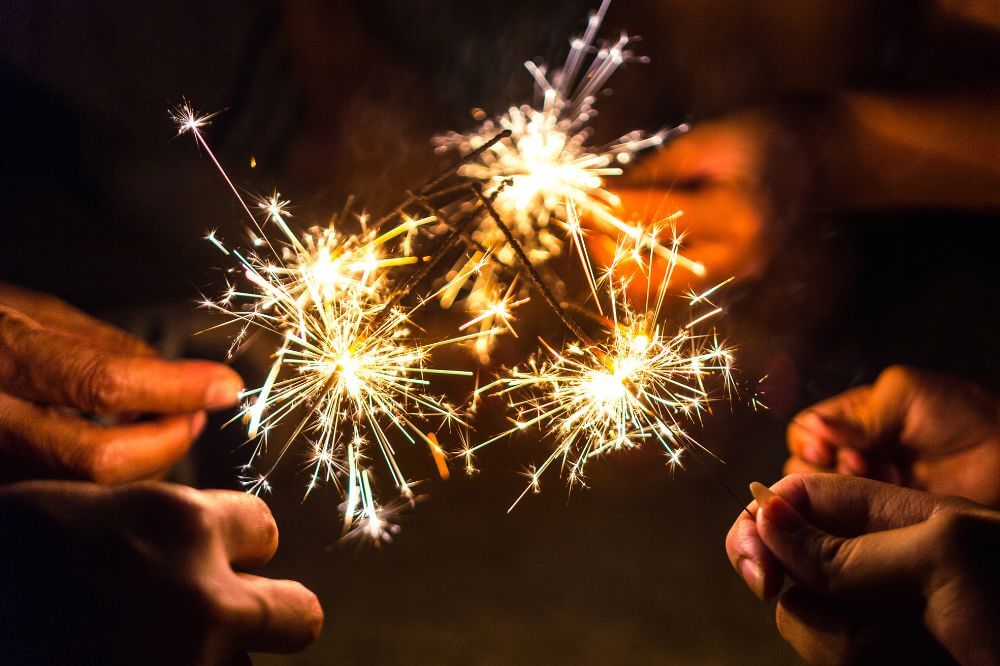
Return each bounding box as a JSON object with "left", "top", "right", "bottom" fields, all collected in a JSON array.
[
  {"left": 0, "top": 306, "right": 32, "bottom": 332},
  {"left": 931, "top": 510, "right": 988, "bottom": 559},
  {"left": 75, "top": 356, "right": 125, "bottom": 412},
  {"left": 813, "top": 536, "right": 848, "bottom": 595},
  {"left": 69, "top": 433, "right": 124, "bottom": 485},
  {"left": 778, "top": 472, "right": 811, "bottom": 496},
  {"left": 774, "top": 596, "right": 800, "bottom": 644},
  {"left": 122, "top": 484, "right": 218, "bottom": 543},
  {"left": 0, "top": 308, "right": 35, "bottom": 371},
  {"left": 877, "top": 364, "right": 916, "bottom": 388},
  {"left": 174, "top": 500, "right": 218, "bottom": 543},
  {"left": 63, "top": 433, "right": 107, "bottom": 483},
  {"left": 177, "top": 577, "right": 231, "bottom": 629}
]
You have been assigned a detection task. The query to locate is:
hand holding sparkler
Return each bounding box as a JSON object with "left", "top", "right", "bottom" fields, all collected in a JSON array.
[
  {"left": 730, "top": 474, "right": 1000, "bottom": 664},
  {"left": 176, "top": 102, "right": 501, "bottom": 541},
  {"left": 433, "top": 0, "right": 701, "bottom": 361},
  {"left": 590, "top": 108, "right": 818, "bottom": 293},
  {"left": 0, "top": 281, "right": 242, "bottom": 484}
]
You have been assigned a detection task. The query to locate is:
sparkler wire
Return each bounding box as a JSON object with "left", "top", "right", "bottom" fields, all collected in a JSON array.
[
  {"left": 371, "top": 129, "right": 513, "bottom": 231},
  {"left": 473, "top": 183, "right": 593, "bottom": 345}
]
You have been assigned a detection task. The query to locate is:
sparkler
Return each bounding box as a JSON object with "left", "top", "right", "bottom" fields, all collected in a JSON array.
[
  {"left": 175, "top": 101, "right": 495, "bottom": 541},
  {"left": 433, "top": 0, "right": 704, "bottom": 361},
  {"left": 469, "top": 219, "right": 736, "bottom": 511}
]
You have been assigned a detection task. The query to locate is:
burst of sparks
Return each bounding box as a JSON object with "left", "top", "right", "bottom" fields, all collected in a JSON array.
[
  {"left": 470, "top": 228, "right": 735, "bottom": 511},
  {"left": 257, "top": 192, "right": 434, "bottom": 307},
  {"left": 434, "top": 0, "right": 703, "bottom": 355},
  {"left": 177, "top": 106, "right": 494, "bottom": 542},
  {"left": 206, "top": 224, "right": 494, "bottom": 542}
]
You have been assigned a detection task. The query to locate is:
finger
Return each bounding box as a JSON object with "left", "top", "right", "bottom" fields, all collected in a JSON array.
[
  {"left": 611, "top": 188, "right": 687, "bottom": 231},
  {"left": 232, "top": 574, "right": 323, "bottom": 653},
  {"left": 0, "top": 307, "right": 242, "bottom": 412},
  {"left": 202, "top": 490, "right": 279, "bottom": 570},
  {"left": 0, "top": 285, "right": 155, "bottom": 356},
  {"left": 597, "top": 188, "right": 766, "bottom": 282},
  {"left": 0, "top": 392, "right": 204, "bottom": 483},
  {"left": 760, "top": 473, "right": 942, "bottom": 537},
  {"left": 621, "top": 125, "right": 740, "bottom": 186},
  {"left": 774, "top": 585, "right": 861, "bottom": 664},
  {"left": 835, "top": 447, "right": 870, "bottom": 476},
  {"left": 788, "top": 393, "right": 873, "bottom": 465},
  {"left": 787, "top": 366, "right": 932, "bottom": 465},
  {"left": 783, "top": 456, "right": 829, "bottom": 476},
  {"left": 753, "top": 476, "right": 939, "bottom": 598},
  {"left": 725, "top": 497, "right": 784, "bottom": 600},
  {"left": 584, "top": 233, "right": 705, "bottom": 301},
  {"left": 776, "top": 585, "right": 954, "bottom": 664}
]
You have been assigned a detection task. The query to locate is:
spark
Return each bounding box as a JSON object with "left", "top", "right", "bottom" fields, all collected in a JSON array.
[
  {"left": 179, "top": 106, "right": 493, "bottom": 541},
  {"left": 434, "top": 0, "right": 703, "bottom": 353},
  {"left": 171, "top": 100, "right": 260, "bottom": 233},
  {"left": 471, "top": 228, "right": 735, "bottom": 510},
  {"left": 204, "top": 225, "right": 493, "bottom": 540}
]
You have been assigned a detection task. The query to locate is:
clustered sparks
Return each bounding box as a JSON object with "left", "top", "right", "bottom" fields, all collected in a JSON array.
[
  {"left": 176, "top": 101, "right": 495, "bottom": 542},
  {"left": 176, "top": 0, "right": 754, "bottom": 542},
  {"left": 433, "top": 0, "right": 703, "bottom": 361},
  {"left": 469, "top": 230, "right": 735, "bottom": 511}
]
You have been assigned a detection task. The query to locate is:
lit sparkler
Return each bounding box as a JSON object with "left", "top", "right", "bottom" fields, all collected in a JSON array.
[
  {"left": 176, "top": 101, "right": 494, "bottom": 541},
  {"left": 433, "top": 0, "right": 704, "bottom": 358},
  {"left": 469, "top": 226, "right": 735, "bottom": 511}
]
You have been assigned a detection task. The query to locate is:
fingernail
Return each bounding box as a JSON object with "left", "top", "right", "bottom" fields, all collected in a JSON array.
[
  {"left": 761, "top": 495, "right": 806, "bottom": 534},
  {"left": 206, "top": 374, "right": 243, "bottom": 409},
  {"left": 737, "top": 558, "right": 767, "bottom": 601},
  {"left": 190, "top": 411, "right": 207, "bottom": 437},
  {"left": 749, "top": 481, "right": 775, "bottom": 506},
  {"left": 802, "top": 442, "right": 832, "bottom": 467}
]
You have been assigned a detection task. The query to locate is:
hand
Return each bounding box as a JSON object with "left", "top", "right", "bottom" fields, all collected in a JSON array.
[
  {"left": 0, "top": 480, "right": 322, "bottom": 663},
  {"left": 786, "top": 365, "right": 1000, "bottom": 508},
  {"left": 587, "top": 106, "right": 817, "bottom": 296},
  {"left": 727, "top": 473, "right": 1000, "bottom": 664},
  {"left": 0, "top": 283, "right": 244, "bottom": 484}
]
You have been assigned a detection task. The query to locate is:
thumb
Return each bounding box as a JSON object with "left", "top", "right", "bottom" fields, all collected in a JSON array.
[
  {"left": 787, "top": 366, "right": 928, "bottom": 474},
  {"left": 752, "top": 483, "right": 932, "bottom": 599}
]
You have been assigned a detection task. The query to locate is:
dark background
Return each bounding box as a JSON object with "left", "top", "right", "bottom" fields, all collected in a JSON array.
[{"left": 1, "top": 1, "right": 997, "bottom": 663}]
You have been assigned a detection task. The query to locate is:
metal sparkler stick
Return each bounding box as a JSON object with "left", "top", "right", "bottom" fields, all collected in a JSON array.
[{"left": 473, "top": 183, "right": 594, "bottom": 345}]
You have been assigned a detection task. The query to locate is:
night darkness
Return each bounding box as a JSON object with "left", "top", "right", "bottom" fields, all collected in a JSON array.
[{"left": 1, "top": 1, "right": 998, "bottom": 663}]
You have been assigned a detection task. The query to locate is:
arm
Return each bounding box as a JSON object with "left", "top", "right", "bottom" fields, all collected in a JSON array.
[{"left": 815, "top": 90, "right": 1000, "bottom": 211}]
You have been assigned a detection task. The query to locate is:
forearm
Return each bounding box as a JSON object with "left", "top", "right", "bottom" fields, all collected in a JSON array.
[{"left": 812, "top": 90, "right": 1000, "bottom": 211}]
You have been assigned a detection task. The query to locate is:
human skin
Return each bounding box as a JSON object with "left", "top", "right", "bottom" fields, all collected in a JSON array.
[
  {"left": 784, "top": 365, "right": 1000, "bottom": 509},
  {"left": 591, "top": 92, "right": 1000, "bottom": 297},
  {"left": 728, "top": 367, "right": 998, "bottom": 662},
  {"left": 727, "top": 473, "right": 1000, "bottom": 664},
  {"left": 0, "top": 282, "right": 244, "bottom": 484},
  {"left": 0, "top": 480, "right": 323, "bottom": 664}
]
